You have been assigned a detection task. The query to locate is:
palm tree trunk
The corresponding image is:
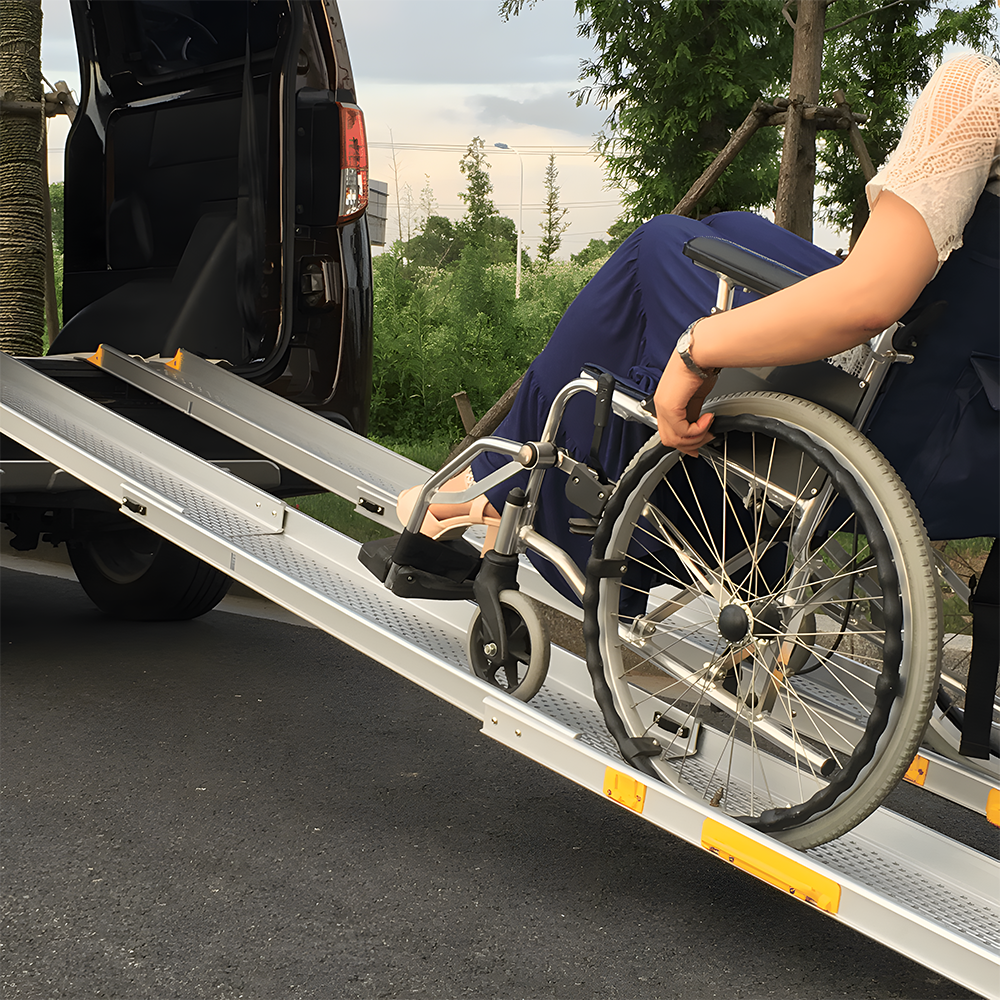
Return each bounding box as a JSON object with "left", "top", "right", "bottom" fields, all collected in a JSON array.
[{"left": 0, "top": 0, "right": 46, "bottom": 356}]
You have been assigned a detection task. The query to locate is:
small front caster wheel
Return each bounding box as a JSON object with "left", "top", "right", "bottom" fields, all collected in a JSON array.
[{"left": 467, "top": 589, "right": 550, "bottom": 702}]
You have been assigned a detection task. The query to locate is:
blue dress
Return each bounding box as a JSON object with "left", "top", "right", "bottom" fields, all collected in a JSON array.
[
  {"left": 863, "top": 192, "right": 999, "bottom": 541},
  {"left": 470, "top": 211, "right": 841, "bottom": 603}
]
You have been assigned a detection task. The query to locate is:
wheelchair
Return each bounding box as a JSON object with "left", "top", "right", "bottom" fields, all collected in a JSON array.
[{"left": 361, "top": 235, "right": 997, "bottom": 851}]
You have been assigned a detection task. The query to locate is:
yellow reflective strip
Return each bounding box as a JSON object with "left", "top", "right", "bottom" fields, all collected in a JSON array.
[
  {"left": 987, "top": 788, "right": 999, "bottom": 828},
  {"left": 904, "top": 754, "right": 929, "bottom": 787},
  {"left": 702, "top": 818, "right": 841, "bottom": 914},
  {"left": 603, "top": 766, "right": 646, "bottom": 813}
]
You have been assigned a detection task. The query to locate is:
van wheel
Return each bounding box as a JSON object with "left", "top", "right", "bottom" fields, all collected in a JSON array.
[{"left": 68, "top": 519, "right": 231, "bottom": 620}]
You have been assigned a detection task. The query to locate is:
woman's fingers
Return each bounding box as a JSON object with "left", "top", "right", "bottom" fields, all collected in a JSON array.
[
  {"left": 658, "top": 410, "right": 715, "bottom": 457},
  {"left": 653, "top": 357, "right": 717, "bottom": 456}
]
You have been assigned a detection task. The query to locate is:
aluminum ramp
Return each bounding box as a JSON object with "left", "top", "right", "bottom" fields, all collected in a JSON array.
[
  {"left": 82, "top": 346, "right": 1000, "bottom": 817},
  {"left": 2, "top": 351, "right": 998, "bottom": 999}
]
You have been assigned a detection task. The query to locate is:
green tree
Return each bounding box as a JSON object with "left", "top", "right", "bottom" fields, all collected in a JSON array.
[
  {"left": 456, "top": 136, "right": 518, "bottom": 263},
  {"left": 0, "top": 0, "right": 46, "bottom": 356},
  {"left": 404, "top": 214, "right": 463, "bottom": 269},
  {"left": 537, "top": 154, "right": 570, "bottom": 262},
  {"left": 502, "top": 1, "right": 997, "bottom": 226},
  {"left": 572, "top": 0, "right": 792, "bottom": 222},
  {"left": 817, "top": 0, "right": 997, "bottom": 237},
  {"left": 457, "top": 136, "right": 497, "bottom": 232},
  {"left": 480, "top": 214, "right": 518, "bottom": 265},
  {"left": 417, "top": 174, "right": 437, "bottom": 231},
  {"left": 570, "top": 217, "right": 631, "bottom": 265}
]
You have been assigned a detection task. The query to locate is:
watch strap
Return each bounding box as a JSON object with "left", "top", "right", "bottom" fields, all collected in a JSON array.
[{"left": 676, "top": 320, "right": 721, "bottom": 380}]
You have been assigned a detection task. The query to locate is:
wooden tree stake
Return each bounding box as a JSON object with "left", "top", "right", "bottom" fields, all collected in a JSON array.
[
  {"left": 671, "top": 102, "right": 769, "bottom": 217},
  {"left": 446, "top": 375, "right": 524, "bottom": 464},
  {"left": 832, "top": 89, "right": 876, "bottom": 181},
  {"left": 451, "top": 391, "right": 477, "bottom": 434}
]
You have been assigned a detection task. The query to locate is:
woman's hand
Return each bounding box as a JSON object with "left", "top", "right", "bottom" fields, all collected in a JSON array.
[{"left": 652, "top": 352, "right": 718, "bottom": 457}]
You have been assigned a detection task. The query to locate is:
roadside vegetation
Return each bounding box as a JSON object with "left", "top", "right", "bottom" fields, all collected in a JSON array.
[{"left": 298, "top": 140, "right": 608, "bottom": 537}]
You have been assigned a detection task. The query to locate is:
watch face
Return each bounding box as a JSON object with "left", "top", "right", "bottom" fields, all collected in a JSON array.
[{"left": 676, "top": 331, "right": 693, "bottom": 354}]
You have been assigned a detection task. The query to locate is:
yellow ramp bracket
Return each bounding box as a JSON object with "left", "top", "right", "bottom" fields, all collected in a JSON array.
[
  {"left": 603, "top": 767, "right": 646, "bottom": 814},
  {"left": 904, "top": 754, "right": 929, "bottom": 786},
  {"left": 702, "top": 818, "right": 841, "bottom": 914}
]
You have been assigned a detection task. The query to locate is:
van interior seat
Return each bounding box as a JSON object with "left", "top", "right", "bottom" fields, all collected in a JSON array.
[
  {"left": 52, "top": 209, "right": 245, "bottom": 361},
  {"left": 52, "top": 93, "right": 255, "bottom": 363}
]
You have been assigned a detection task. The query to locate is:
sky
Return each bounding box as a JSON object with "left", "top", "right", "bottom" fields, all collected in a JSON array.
[{"left": 46, "top": 0, "right": 981, "bottom": 259}]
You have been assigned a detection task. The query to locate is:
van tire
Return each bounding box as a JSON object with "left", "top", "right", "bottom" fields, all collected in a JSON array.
[{"left": 68, "top": 520, "right": 232, "bottom": 621}]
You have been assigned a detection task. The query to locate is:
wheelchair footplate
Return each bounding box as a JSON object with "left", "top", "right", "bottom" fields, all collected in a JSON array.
[{"left": 359, "top": 531, "right": 481, "bottom": 600}]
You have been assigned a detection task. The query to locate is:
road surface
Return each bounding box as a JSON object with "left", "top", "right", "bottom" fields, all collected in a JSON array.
[{"left": 1, "top": 562, "right": 992, "bottom": 999}]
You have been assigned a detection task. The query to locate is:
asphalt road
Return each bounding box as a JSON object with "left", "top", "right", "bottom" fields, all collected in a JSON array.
[{"left": 1, "top": 565, "right": 993, "bottom": 1000}]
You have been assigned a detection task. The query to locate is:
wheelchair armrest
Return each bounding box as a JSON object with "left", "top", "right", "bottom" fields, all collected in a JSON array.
[{"left": 683, "top": 236, "right": 808, "bottom": 297}]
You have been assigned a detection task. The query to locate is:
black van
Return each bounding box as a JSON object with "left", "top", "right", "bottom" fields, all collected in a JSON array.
[{"left": 1, "top": 0, "right": 373, "bottom": 618}]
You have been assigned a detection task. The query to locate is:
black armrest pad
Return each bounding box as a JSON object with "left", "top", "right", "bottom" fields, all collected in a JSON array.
[{"left": 683, "top": 236, "right": 808, "bottom": 297}]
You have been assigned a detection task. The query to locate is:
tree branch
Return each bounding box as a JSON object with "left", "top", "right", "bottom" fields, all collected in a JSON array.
[
  {"left": 825, "top": 0, "right": 909, "bottom": 34},
  {"left": 498, "top": 0, "right": 537, "bottom": 22}
]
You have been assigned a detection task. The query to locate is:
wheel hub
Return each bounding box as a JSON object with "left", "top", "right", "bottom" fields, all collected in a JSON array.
[
  {"left": 718, "top": 603, "right": 750, "bottom": 641},
  {"left": 750, "top": 600, "right": 783, "bottom": 641},
  {"left": 718, "top": 600, "right": 784, "bottom": 646}
]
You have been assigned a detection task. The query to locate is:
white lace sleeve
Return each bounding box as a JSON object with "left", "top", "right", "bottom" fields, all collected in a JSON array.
[{"left": 866, "top": 53, "right": 1000, "bottom": 264}]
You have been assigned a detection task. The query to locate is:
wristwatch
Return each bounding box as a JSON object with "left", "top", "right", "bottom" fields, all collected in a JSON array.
[{"left": 675, "top": 320, "right": 721, "bottom": 380}]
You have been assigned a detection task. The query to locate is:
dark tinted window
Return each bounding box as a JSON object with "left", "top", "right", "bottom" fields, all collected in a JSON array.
[
  {"left": 133, "top": 1, "right": 281, "bottom": 76},
  {"left": 93, "top": 1, "right": 285, "bottom": 86}
]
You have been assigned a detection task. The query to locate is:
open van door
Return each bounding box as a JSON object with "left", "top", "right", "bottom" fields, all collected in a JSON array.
[{"left": 54, "top": 0, "right": 372, "bottom": 432}]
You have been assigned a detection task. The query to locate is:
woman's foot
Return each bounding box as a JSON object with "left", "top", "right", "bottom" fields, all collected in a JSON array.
[{"left": 397, "top": 469, "right": 501, "bottom": 551}]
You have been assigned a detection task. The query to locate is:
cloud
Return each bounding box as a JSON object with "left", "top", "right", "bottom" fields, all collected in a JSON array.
[
  {"left": 469, "top": 91, "right": 604, "bottom": 136},
  {"left": 339, "top": 0, "right": 593, "bottom": 86}
]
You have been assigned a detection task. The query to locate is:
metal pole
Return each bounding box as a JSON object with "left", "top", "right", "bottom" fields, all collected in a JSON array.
[
  {"left": 514, "top": 147, "right": 523, "bottom": 298},
  {"left": 494, "top": 142, "right": 524, "bottom": 299}
]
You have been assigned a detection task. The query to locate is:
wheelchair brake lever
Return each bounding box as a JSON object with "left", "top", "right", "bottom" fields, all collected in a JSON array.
[{"left": 588, "top": 370, "right": 615, "bottom": 481}]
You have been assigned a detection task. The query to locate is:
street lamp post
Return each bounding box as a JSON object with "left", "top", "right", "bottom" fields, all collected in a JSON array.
[{"left": 494, "top": 142, "right": 523, "bottom": 299}]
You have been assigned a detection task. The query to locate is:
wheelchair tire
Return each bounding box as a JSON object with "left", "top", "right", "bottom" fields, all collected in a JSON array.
[
  {"left": 467, "top": 590, "right": 550, "bottom": 702},
  {"left": 584, "top": 392, "right": 940, "bottom": 849}
]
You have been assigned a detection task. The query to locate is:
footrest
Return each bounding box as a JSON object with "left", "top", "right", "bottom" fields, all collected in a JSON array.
[
  {"left": 358, "top": 535, "right": 399, "bottom": 583},
  {"left": 359, "top": 531, "right": 481, "bottom": 600}
]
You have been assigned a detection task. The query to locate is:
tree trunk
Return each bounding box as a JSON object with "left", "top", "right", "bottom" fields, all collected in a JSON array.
[
  {"left": 774, "top": 0, "right": 826, "bottom": 240},
  {"left": 0, "top": 0, "right": 46, "bottom": 357}
]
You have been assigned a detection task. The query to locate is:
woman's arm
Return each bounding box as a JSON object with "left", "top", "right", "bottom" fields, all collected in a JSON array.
[{"left": 653, "top": 191, "right": 939, "bottom": 455}]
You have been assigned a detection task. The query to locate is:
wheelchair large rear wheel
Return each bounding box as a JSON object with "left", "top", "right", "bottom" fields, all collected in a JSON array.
[{"left": 584, "top": 393, "right": 940, "bottom": 849}]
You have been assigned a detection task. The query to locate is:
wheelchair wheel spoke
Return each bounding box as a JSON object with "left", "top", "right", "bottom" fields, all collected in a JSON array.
[{"left": 586, "top": 393, "right": 939, "bottom": 848}]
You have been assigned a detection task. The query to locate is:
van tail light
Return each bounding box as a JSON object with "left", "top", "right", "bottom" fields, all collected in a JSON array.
[{"left": 338, "top": 103, "right": 368, "bottom": 222}]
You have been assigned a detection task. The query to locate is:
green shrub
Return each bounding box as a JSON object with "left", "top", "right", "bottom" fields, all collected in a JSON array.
[{"left": 369, "top": 245, "right": 602, "bottom": 446}]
